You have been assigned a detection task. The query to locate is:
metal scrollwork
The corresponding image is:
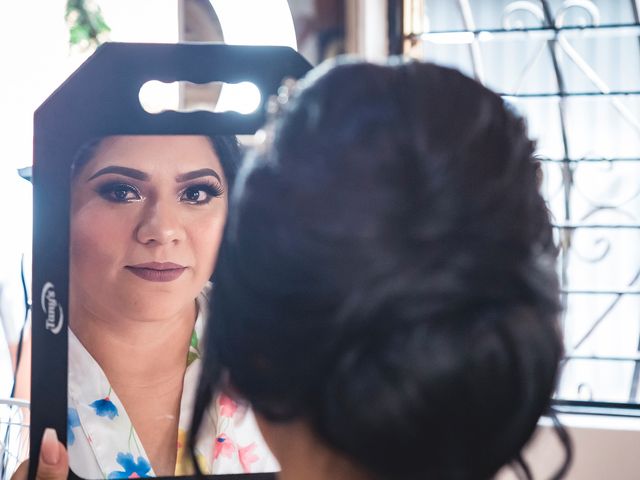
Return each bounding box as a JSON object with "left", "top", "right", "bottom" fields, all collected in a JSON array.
[
  {"left": 502, "top": 1, "right": 545, "bottom": 30},
  {"left": 416, "top": 0, "right": 640, "bottom": 406},
  {"left": 499, "top": 0, "right": 640, "bottom": 404},
  {"left": 577, "top": 382, "right": 594, "bottom": 401}
]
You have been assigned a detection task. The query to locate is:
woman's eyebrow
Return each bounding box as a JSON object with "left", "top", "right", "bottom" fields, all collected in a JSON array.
[
  {"left": 88, "top": 166, "right": 149, "bottom": 181},
  {"left": 175, "top": 168, "right": 222, "bottom": 183}
]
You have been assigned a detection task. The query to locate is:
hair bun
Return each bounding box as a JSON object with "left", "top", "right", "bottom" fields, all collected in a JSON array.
[{"left": 313, "top": 290, "right": 561, "bottom": 480}]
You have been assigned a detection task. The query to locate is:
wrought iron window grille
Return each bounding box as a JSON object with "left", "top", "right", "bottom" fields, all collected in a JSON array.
[{"left": 398, "top": 0, "right": 640, "bottom": 416}]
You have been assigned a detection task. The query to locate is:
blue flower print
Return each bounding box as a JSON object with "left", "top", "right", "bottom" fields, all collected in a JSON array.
[
  {"left": 89, "top": 396, "right": 119, "bottom": 420},
  {"left": 67, "top": 408, "right": 80, "bottom": 445},
  {"left": 108, "top": 452, "right": 151, "bottom": 478}
]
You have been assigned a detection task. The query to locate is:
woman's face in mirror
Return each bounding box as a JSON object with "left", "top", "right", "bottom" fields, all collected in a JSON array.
[{"left": 69, "top": 135, "right": 227, "bottom": 322}]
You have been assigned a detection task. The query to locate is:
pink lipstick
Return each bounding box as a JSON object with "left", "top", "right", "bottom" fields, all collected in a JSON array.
[{"left": 125, "top": 262, "right": 186, "bottom": 282}]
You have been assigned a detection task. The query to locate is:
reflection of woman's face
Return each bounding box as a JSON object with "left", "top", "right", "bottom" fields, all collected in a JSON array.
[{"left": 70, "top": 135, "right": 227, "bottom": 322}]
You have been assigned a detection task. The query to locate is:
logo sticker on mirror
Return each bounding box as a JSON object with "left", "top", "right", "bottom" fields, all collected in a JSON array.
[{"left": 42, "top": 281, "right": 64, "bottom": 334}]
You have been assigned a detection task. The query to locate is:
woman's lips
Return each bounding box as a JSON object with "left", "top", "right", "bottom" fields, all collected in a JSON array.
[{"left": 125, "top": 262, "right": 186, "bottom": 282}]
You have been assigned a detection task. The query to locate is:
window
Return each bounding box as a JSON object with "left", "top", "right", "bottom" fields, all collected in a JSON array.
[{"left": 398, "top": 0, "right": 640, "bottom": 413}]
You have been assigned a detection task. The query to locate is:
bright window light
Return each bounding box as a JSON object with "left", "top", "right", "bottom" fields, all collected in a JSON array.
[
  {"left": 0, "top": 0, "right": 179, "bottom": 170},
  {"left": 209, "top": 0, "right": 297, "bottom": 114},
  {"left": 139, "top": 81, "right": 181, "bottom": 115},
  {"left": 209, "top": 0, "right": 297, "bottom": 49},
  {"left": 214, "top": 82, "right": 261, "bottom": 114},
  {"left": 139, "top": 81, "right": 261, "bottom": 115}
]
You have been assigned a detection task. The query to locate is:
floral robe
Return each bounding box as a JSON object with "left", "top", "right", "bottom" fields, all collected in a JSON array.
[{"left": 67, "top": 288, "right": 278, "bottom": 478}]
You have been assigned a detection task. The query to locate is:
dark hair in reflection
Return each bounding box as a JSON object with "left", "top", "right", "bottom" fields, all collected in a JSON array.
[
  {"left": 191, "top": 60, "right": 571, "bottom": 480},
  {"left": 71, "top": 135, "right": 241, "bottom": 188}
]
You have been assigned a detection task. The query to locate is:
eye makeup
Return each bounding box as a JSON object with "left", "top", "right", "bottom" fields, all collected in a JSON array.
[
  {"left": 180, "top": 181, "right": 225, "bottom": 205},
  {"left": 96, "top": 182, "right": 142, "bottom": 203}
]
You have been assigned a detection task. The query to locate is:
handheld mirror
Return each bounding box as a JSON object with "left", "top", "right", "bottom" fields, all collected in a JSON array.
[{"left": 32, "top": 42, "right": 311, "bottom": 480}]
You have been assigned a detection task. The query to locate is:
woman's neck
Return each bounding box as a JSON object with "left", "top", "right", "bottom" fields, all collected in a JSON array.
[
  {"left": 256, "top": 417, "right": 371, "bottom": 480},
  {"left": 69, "top": 299, "right": 198, "bottom": 477},
  {"left": 69, "top": 299, "right": 196, "bottom": 388}
]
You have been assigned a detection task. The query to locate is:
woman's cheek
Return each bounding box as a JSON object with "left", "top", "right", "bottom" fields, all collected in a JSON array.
[{"left": 196, "top": 216, "right": 226, "bottom": 273}]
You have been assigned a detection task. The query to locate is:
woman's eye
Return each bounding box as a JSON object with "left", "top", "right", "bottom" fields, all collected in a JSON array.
[
  {"left": 181, "top": 184, "right": 224, "bottom": 204},
  {"left": 98, "top": 183, "right": 141, "bottom": 203},
  {"left": 184, "top": 188, "right": 203, "bottom": 202}
]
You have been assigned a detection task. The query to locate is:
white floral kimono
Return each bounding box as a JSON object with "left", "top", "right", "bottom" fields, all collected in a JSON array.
[{"left": 67, "top": 289, "right": 278, "bottom": 478}]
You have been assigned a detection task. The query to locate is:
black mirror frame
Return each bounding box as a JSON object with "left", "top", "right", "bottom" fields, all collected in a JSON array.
[{"left": 31, "top": 42, "right": 311, "bottom": 480}]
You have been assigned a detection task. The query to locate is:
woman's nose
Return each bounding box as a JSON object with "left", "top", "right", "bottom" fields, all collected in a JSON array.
[{"left": 135, "top": 201, "right": 186, "bottom": 245}]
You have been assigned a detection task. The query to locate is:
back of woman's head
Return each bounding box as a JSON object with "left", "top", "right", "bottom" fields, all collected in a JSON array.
[{"left": 194, "top": 59, "right": 564, "bottom": 480}]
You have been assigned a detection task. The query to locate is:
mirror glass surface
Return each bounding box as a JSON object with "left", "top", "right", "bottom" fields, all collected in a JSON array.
[{"left": 67, "top": 135, "right": 275, "bottom": 478}]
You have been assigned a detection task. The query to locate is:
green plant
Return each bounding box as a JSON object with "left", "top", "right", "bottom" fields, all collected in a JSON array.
[{"left": 65, "top": 0, "right": 110, "bottom": 49}]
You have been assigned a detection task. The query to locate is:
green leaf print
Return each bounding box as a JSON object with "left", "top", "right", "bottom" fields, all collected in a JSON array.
[{"left": 187, "top": 350, "right": 199, "bottom": 367}]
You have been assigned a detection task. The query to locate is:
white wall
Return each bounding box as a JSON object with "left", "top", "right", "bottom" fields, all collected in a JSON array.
[
  {"left": 497, "top": 415, "right": 640, "bottom": 479},
  {"left": 0, "top": 0, "right": 179, "bottom": 171}
]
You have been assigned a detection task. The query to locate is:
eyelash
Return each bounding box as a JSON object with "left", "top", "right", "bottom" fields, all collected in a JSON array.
[
  {"left": 97, "top": 183, "right": 141, "bottom": 203},
  {"left": 96, "top": 181, "right": 224, "bottom": 205},
  {"left": 180, "top": 182, "right": 225, "bottom": 205}
]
